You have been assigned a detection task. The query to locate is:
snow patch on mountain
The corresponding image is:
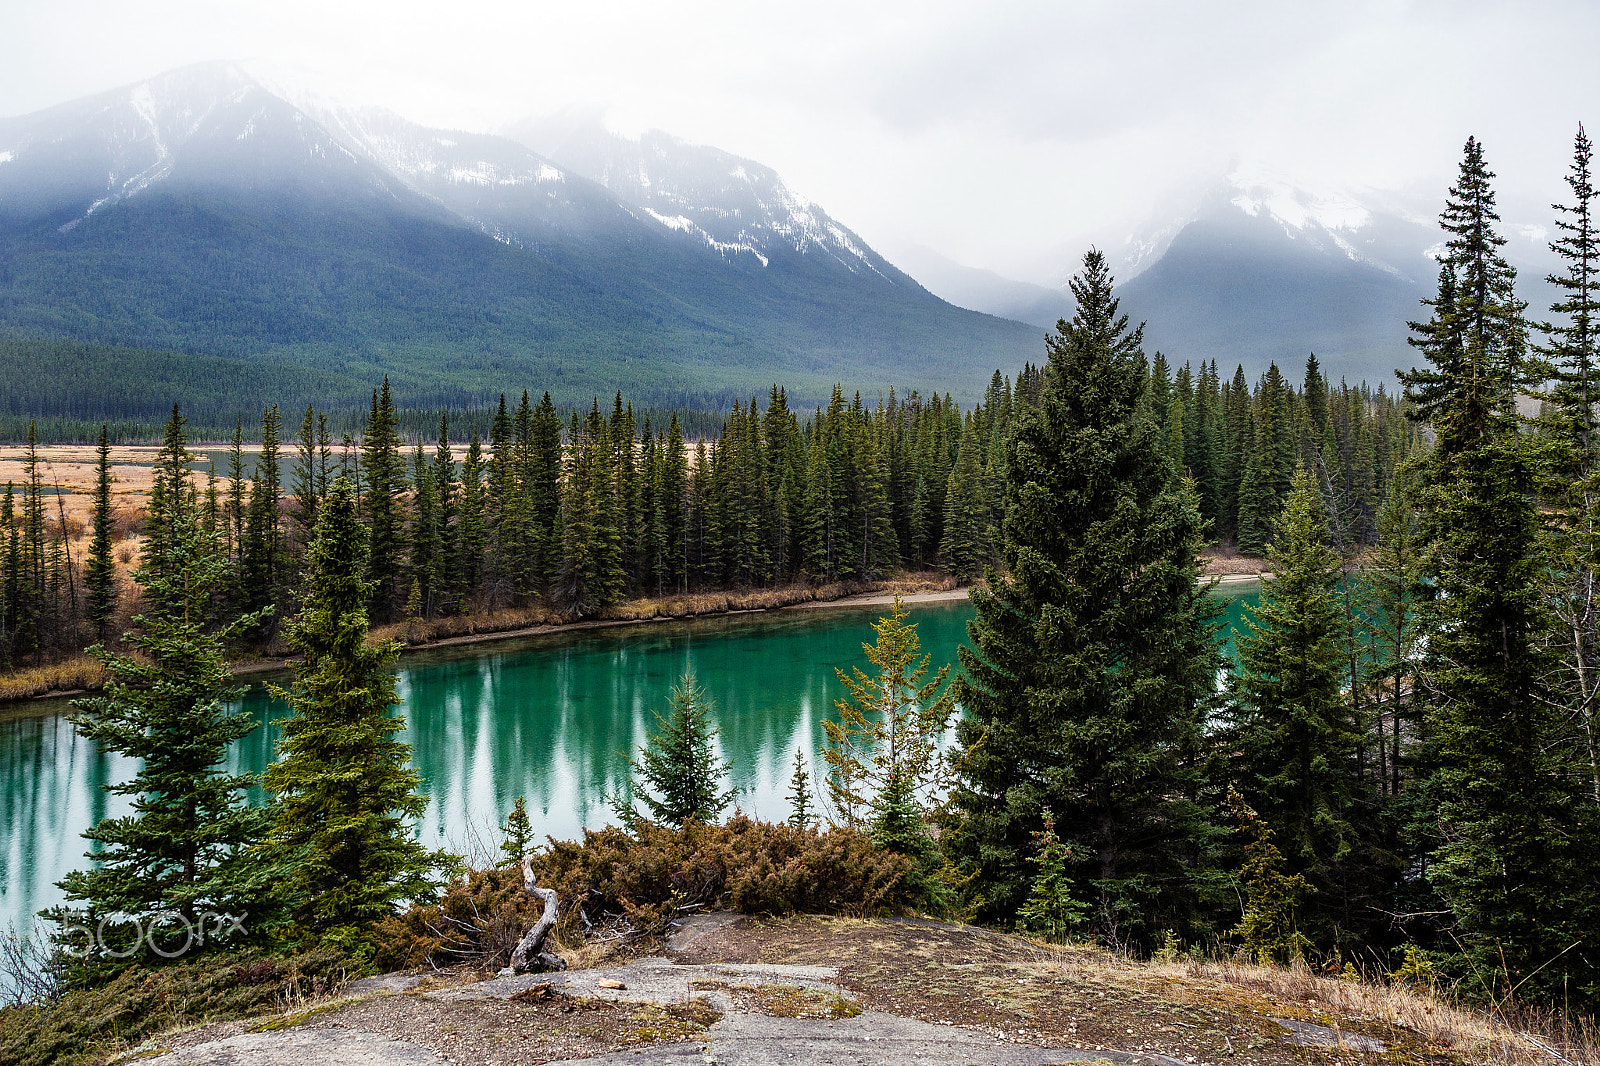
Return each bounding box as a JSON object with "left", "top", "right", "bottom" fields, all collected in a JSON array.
[
  {"left": 512, "top": 118, "right": 902, "bottom": 282},
  {"left": 1228, "top": 169, "right": 1372, "bottom": 236},
  {"left": 641, "top": 207, "right": 770, "bottom": 266}
]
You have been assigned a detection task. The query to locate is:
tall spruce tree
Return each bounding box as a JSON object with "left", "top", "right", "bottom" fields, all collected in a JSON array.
[
  {"left": 1402, "top": 138, "right": 1600, "bottom": 1005},
  {"left": 531, "top": 393, "right": 564, "bottom": 593},
  {"left": 53, "top": 436, "right": 270, "bottom": 970},
  {"left": 240, "top": 404, "right": 284, "bottom": 633},
  {"left": 361, "top": 380, "right": 407, "bottom": 623},
  {"left": 1227, "top": 465, "right": 1377, "bottom": 939},
  {"left": 291, "top": 404, "right": 319, "bottom": 553},
  {"left": 457, "top": 433, "right": 487, "bottom": 609},
  {"left": 84, "top": 425, "right": 117, "bottom": 640},
  {"left": 939, "top": 417, "right": 989, "bottom": 580},
  {"left": 947, "top": 250, "right": 1221, "bottom": 944},
  {"left": 262, "top": 478, "right": 441, "bottom": 939},
  {"left": 1538, "top": 125, "right": 1600, "bottom": 803}
]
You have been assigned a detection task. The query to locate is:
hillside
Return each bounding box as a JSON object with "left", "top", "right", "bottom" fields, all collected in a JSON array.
[
  {"left": 133, "top": 914, "right": 1563, "bottom": 1066},
  {"left": 0, "top": 65, "right": 1038, "bottom": 412}
]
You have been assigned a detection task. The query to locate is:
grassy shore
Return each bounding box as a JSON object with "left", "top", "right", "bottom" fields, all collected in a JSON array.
[{"left": 0, "top": 574, "right": 967, "bottom": 717}]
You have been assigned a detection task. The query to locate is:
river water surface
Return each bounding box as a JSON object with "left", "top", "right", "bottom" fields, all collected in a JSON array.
[{"left": 0, "top": 584, "right": 1261, "bottom": 935}]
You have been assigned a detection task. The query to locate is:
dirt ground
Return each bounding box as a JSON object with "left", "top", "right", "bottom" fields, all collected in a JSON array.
[
  {"left": 668, "top": 915, "right": 1443, "bottom": 1066},
  {"left": 157, "top": 981, "right": 719, "bottom": 1066},
  {"left": 150, "top": 916, "right": 1477, "bottom": 1066}
]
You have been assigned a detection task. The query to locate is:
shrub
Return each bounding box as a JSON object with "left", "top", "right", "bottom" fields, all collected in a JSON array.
[
  {"left": 372, "top": 816, "right": 912, "bottom": 971},
  {"left": 0, "top": 946, "right": 355, "bottom": 1066}
]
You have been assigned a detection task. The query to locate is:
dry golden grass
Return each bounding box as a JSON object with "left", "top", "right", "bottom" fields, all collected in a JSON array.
[
  {"left": 380, "top": 573, "right": 963, "bottom": 647},
  {"left": 0, "top": 656, "right": 106, "bottom": 701},
  {"left": 1027, "top": 939, "right": 1598, "bottom": 1066}
]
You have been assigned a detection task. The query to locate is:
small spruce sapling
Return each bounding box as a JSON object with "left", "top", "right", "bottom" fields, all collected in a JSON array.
[
  {"left": 623, "top": 671, "right": 737, "bottom": 828},
  {"left": 499, "top": 796, "right": 535, "bottom": 867},
  {"left": 1228, "top": 793, "right": 1313, "bottom": 965},
  {"left": 1014, "top": 814, "right": 1089, "bottom": 942},
  {"left": 786, "top": 751, "right": 815, "bottom": 829}
]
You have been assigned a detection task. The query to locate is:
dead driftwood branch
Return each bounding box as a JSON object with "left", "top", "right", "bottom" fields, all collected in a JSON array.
[{"left": 510, "top": 856, "right": 567, "bottom": 974}]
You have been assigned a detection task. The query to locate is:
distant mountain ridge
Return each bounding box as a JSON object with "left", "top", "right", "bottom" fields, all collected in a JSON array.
[
  {"left": 909, "top": 168, "right": 1559, "bottom": 386},
  {"left": 0, "top": 64, "right": 1037, "bottom": 411}
]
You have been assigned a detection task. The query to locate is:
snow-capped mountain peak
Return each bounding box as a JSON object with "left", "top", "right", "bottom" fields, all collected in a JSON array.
[
  {"left": 505, "top": 116, "right": 902, "bottom": 280},
  {"left": 0, "top": 62, "right": 398, "bottom": 230},
  {"left": 1226, "top": 164, "right": 1374, "bottom": 234}
]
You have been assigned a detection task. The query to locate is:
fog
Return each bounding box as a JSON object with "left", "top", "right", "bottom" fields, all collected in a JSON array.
[{"left": 4, "top": 0, "right": 1594, "bottom": 283}]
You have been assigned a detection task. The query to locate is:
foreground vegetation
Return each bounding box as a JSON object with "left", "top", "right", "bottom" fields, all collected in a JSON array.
[{"left": 5, "top": 127, "right": 1600, "bottom": 1064}]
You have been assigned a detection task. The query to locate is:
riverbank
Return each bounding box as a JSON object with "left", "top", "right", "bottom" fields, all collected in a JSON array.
[
  {"left": 0, "top": 574, "right": 967, "bottom": 719},
  {"left": 0, "top": 566, "right": 1270, "bottom": 720}
]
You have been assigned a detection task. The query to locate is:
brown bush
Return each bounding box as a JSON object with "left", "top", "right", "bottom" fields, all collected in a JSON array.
[
  {"left": 112, "top": 508, "right": 143, "bottom": 541},
  {"left": 371, "top": 816, "right": 912, "bottom": 972}
]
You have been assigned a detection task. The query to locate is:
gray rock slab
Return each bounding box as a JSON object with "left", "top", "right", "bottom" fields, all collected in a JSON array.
[
  {"left": 705, "top": 1009, "right": 1136, "bottom": 1064},
  {"left": 343, "top": 972, "right": 429, "bottom": 995},
  {"left": 667, "top": 908, "right": 747, "bottom": 950},
  {"left": 1271, "top": 1016, "right": 1387, "bottom": 1053},
  {"left": 433, "top": 956, "right": 842, "bottom": 1007},
  {"left": 150, "top": 1028, "right": 443, "bottom": 1065},
  {"left": 530, "top": 1009, "right": 1182, "bottom": 1066}
]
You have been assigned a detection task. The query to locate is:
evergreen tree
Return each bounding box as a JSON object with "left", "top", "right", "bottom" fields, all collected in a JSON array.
[
  {"left": 84, "top": 425, "right": 117, "bottom": 640},
  {"left": 1227, "top": 465, "right": 1372, "bottom": 933},
  {"left": 786, "top": 750, "right": 814, "bottom": 829},
  {"left": 948, "top": 250, "right": 1221, "bottom": 944},
  {"left": 623, "top": 671, "right": 736, "bottom": 828},
  {"left": 52, "top": 464, "right": 270, "bottom": 969},
  {"left": 430, "top": 417, "right": 458, "bottom": 615},
  {"left": 226, "top": 420, "right": 246, "bottom": 569},
  {"left": 939, "top": 419, "right": 988, "bottom": 580},
  {"left": 140, "top": 408, "right": 196, "bottom": 617},
  {"left": 662, "top": 416, "right": 689, "bottom": 593},
  {"left": 1227, "top": 794, "right": 1313, "bottom": 965},
  {"left": 240, "top": 404, "right": 284, "bottom": 631},
  {"left": 1014, "top": 814, "right": 1091, "bottom": 942},
  {"left": 1236, "top": 365, "right": 1295, "bottom": 555},
  {"left": 457, "top": 433, "right": 487, "bottom": 609},
  {"left": 263, "top": 478, "right": 441, "bottom": 939},
  {"left": 1365, "top": 471, "right": 1426, "bottom": 799},
  {"left": 530, "top": 393, "right": 564, "bottom": 594},
  {"left": 1538, "top": 125, "right": 1600, "bottom": 804},
  {"left": 498, "top": 796, "right": 534, "bottom": 867},
  {"left": 291, "top": 404, "right": 319, "bottom": 552},
  {"left": 1402, "top": 138, "right": 1599, "bottom": 1005},
  {"left": 822, "top": 595, "right": 957, "bottom": 828},
  {"left": 1220, "top": 365, "right": 1253, "bottom": 543},
  {"left": 361, "top": 380, "right": 407, "bottom": 623},
  {"left": 0, "top": 484, "right": 17, "bottom": 665},
  {"left": 1302, "top": 353, "right": 1330, "bottom": 458},
  {"left": 409, "top": 442, "right": 440, "bottom": 618}
]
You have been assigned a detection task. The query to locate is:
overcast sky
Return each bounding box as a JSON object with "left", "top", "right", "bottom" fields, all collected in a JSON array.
[{"left": 4, "top": 0, "right": 1595, "bottom": 283}]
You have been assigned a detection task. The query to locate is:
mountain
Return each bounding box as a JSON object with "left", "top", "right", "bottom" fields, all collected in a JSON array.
[
  {"left": 915, "top": 169, "right": 1559, "bottom": 386},
  {"left": 0, "top": 64, "right": 1038, "bottom": 412},
  {"left": 508, "top": 115, "right": 907, "bottom": 280},
  {"left": 879, "top": 244, "right": 1069, "bottom": 331},
  {"left": 1110, "top": 174, "right": 1443, "bottom": 384}
]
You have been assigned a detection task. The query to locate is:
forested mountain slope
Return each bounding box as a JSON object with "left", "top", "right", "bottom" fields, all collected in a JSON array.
[{"left": 0, "top": 64, "right": 1037, "bottom": 411}]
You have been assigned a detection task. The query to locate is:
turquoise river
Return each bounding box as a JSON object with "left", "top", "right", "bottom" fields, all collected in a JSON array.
[{"left": 0, "top": 582, "right": 1261, "bottom": 936}]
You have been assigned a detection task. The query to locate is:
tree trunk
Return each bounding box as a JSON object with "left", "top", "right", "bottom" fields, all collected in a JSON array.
[{"left": 510, "top": 856, "right": 567, "bottom": 974}]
